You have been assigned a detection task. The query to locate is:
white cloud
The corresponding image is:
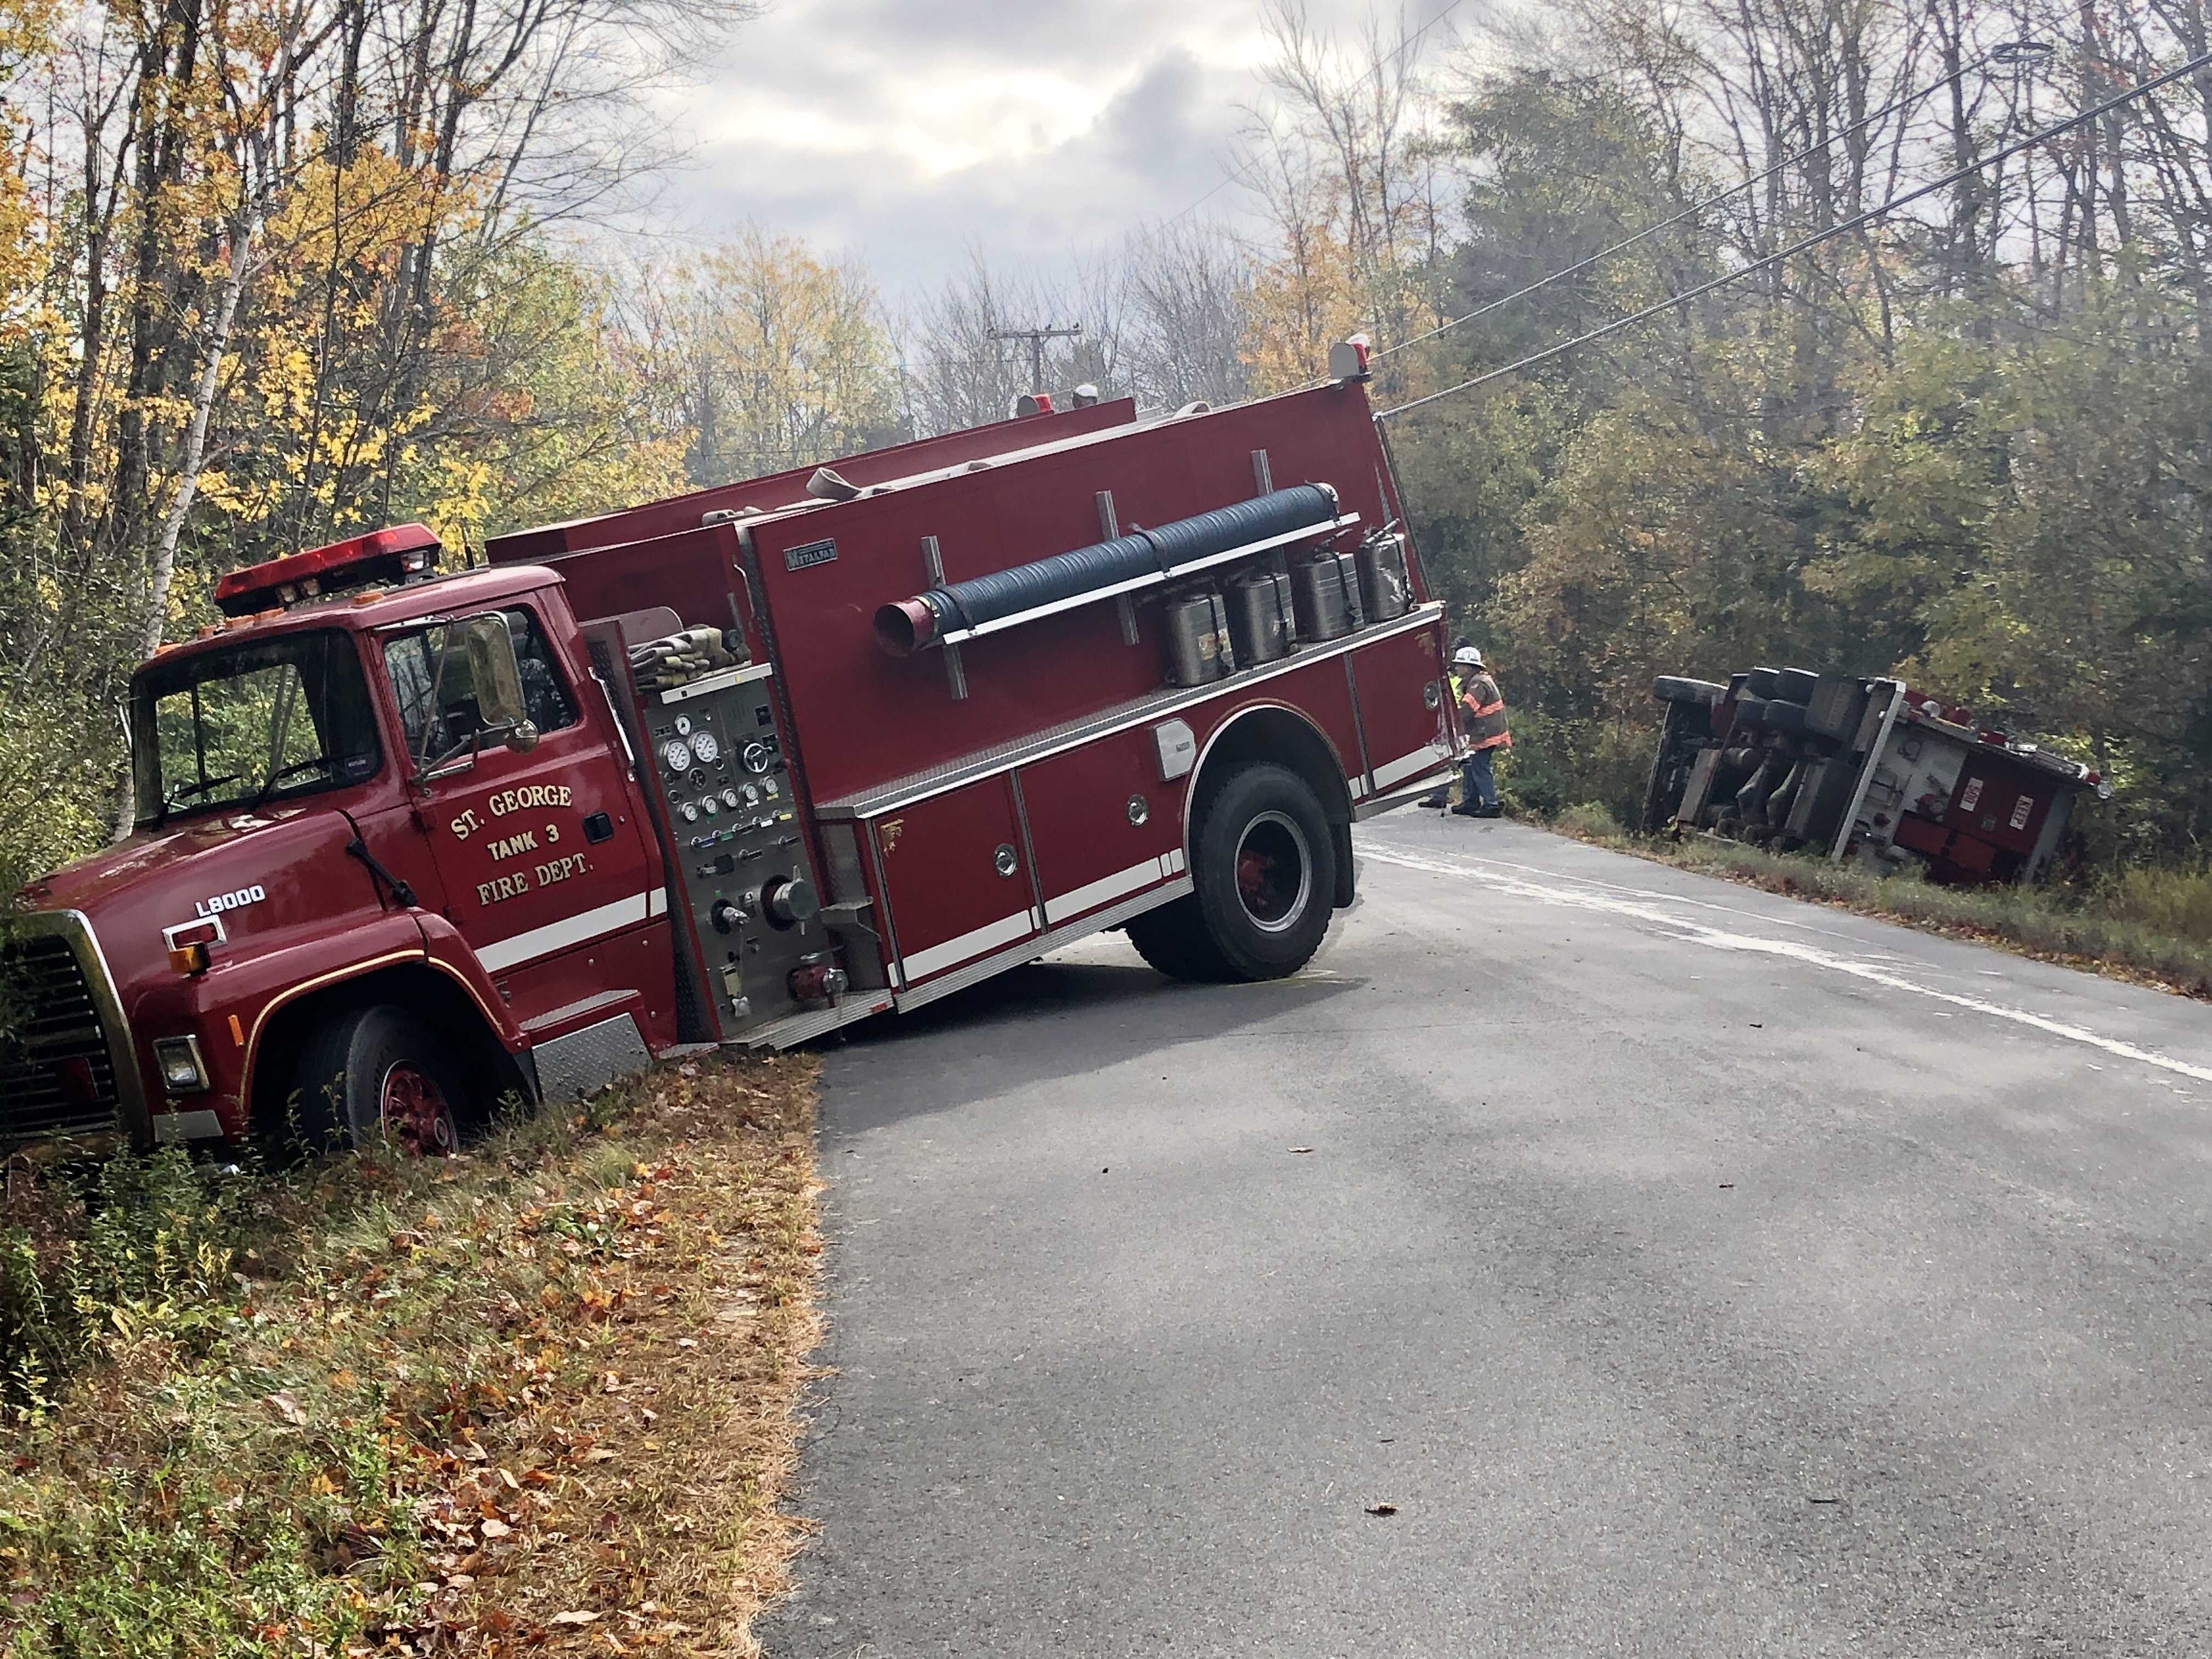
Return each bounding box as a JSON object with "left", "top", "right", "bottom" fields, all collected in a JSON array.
[{"left": 637, "top": 0, "right": 1464, "bottom": 294}]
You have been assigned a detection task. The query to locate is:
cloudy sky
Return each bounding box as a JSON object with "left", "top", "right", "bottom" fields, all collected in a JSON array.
[{"left": 643, "top": 0, "right": 1466, "bottom": 298}]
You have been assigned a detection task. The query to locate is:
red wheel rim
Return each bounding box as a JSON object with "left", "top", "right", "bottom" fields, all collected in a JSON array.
[{"left": 380, "top": 1063, "right": 458, "bottom": 1156}]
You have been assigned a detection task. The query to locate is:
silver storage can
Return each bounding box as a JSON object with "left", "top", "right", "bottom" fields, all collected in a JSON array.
[
  {"left": 1335, "top": 546, "right": 1367, "bottom": 630},
  {"left": 1163, "top": 589, "right": 1234, "bottom": 685},
  {"left": 1289, "top": 550, "right": 1353, "bottom": 641},
  {"left": 1224, "top": 569, "right": 1295, "bottom": 666},
  {"left": 1356, "top": 531, "right": 1412, "bottom": 621}
]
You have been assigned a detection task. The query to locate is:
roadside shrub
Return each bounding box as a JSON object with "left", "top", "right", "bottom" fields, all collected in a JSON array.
[
  {"left": 1556, "top": 800, "right": 1627, "bottom": 840},
  {"left": 0, "top": 1149, "right": 245, "bottom": 1414},
  {"left": 1495, "top": 706, "right": 1652, "bottom": 823},
  {"left": 2098, "top": 861, "right": 2212, "bottom": 942}
]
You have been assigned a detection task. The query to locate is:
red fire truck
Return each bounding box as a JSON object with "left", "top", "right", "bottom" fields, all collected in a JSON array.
[{"left": 3, "top": 357, "right": 1460, "bottom": 1155}]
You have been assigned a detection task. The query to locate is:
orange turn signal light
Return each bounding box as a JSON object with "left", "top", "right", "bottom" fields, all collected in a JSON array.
[{"left": 167, "top": 942, "right": 210, "bottom": 976}]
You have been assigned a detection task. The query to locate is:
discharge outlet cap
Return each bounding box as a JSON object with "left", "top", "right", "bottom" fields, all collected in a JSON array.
[{"left": 763, "top": 877, "right": 819, "bottom": 928}]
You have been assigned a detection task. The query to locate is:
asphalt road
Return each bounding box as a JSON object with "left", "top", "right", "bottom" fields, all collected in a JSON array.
[{"left": 761, "top": 813, "right": 2212, "bottom": 1657}]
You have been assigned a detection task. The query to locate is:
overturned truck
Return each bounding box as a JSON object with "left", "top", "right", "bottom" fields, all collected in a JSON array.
[{"left": 1643, "top": 668, "right": 2109, "bottom": 888}]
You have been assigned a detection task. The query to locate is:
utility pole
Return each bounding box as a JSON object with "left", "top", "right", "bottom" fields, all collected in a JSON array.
[{"left": 988, "top": 321, "right": 1083, "bottom": 391}]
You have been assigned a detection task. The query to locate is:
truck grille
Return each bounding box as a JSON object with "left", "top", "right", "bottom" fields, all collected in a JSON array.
[{"left": 0, "top": 933, "right": 124, "bottom": 1144}]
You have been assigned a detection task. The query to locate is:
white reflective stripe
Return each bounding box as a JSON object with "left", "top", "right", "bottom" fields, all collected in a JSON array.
[
  {"left": 1372, "top": 745, "right": 1453, "bottom": 789},
  {"left": 1163, "top": 848, "right": 1186, "bottom": 876},
  {"left": 1043, "top": 856, "right": 1170, "bottom": 925},
  {"left": 477, "top": 891, "right": 658, "bottom": 973},
  {"left": 1348, "top": 773, "right": 1367, "bottom": 798},
  {"left": 899, "top": 907, "right": 1038, "bottom": 982},
  {"left": 648, "top": 888, "right": 668, "bottom": 917}
]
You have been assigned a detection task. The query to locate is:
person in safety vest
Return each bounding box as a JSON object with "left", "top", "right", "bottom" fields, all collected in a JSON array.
[{"left": 1420, "top": 643, "right": 1509, "bottom": 817}]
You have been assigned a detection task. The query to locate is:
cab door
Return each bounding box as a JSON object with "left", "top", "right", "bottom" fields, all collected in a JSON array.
[{"left": 379, "top": 602, "right": 660, "bottom": 1022}]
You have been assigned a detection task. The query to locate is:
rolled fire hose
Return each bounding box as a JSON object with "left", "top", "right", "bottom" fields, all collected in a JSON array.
[{"left": 874, "top": 484, "right": 1339, "bottom": 654}]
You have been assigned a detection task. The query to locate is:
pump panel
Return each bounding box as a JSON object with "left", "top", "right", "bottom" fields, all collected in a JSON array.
[{"left": 589, "top": 631, "right": 836, "bottom": 1038}]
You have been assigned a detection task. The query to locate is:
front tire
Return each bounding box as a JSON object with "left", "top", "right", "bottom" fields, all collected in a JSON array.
[
  {"left": 1177, "top": 763, "right": 1335, "bottom": 981},
  {"left": 291, "top": 1005, "right": 464, "bottom": 1158}
]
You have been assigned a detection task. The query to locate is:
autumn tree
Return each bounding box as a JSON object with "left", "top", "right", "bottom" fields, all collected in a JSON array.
[{"left": 615, "top": 228, "right": 901, "bottom": 488}]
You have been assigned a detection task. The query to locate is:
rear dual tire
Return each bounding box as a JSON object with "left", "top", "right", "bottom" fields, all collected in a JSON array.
[{"left": 1128, "top": 763, "right": 1334, "bottom": 983}]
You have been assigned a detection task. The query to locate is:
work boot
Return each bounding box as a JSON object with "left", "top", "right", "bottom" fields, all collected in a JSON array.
[
  {"left": 1449, "top": 802, "right": 1484, "bottom": 817},
  {"left": 1475, "top": 804, "right": 1504, "bottom": 819},
  {"left": 1417, "top": 791, "right": 1448, "bottom": 809}
]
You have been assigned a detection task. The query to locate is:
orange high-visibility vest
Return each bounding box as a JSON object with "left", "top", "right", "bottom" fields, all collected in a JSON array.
[{"left": 1460, "top": 673, "right": 1510, "bottom": 751}]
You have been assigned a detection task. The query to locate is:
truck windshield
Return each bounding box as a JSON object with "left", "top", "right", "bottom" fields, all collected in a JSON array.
[{"left": 132, "top": 630, "right": 382, "bottom": 826}]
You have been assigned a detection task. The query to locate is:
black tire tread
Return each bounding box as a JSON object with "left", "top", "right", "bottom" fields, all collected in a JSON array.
[
  {"left": 1187, "top": 762, "right": 1334, "bottom": 981},
  {"left": 1652, "top": 675, "right": 1726, "bottom": 705},
  {"left": 1126, "top": 897, "right": 1233, "bottom": 982}
]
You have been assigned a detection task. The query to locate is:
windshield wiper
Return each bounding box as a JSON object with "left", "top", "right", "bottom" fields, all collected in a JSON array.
[
  {"left": 247, "top": 756, "right": 330, "bottom": 810},
  {"left": 163, "top": 771, "right": 245, "bottom": 813}
]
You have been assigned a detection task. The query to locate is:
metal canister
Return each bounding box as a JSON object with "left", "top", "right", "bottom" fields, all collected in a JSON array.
[
  {"left": 1289, "top": 550, "right": 1353, "bottom": 641},
  {"left": 1355, "top": 530, "right": 1411, "bottom": 621},
  {"left": 1163, "top": 589, "right": 1233, "bottom": 685},
  {"left": 1224, "top": 569, "right": 1295, "bottom": 666}
]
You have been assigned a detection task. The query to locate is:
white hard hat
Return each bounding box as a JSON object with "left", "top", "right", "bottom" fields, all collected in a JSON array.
[{"left": 1453, "top": 645, "right": 1483, "bottom": 668}]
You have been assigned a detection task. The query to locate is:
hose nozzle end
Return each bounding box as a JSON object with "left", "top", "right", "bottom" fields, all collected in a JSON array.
[{"left": 875, "top": 596, "right": 940, "bottom": 655}]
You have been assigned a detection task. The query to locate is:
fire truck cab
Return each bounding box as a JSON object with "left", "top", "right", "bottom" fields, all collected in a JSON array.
[{"left": 5, "top": 368, "right": 1460, "bottom": 1154}]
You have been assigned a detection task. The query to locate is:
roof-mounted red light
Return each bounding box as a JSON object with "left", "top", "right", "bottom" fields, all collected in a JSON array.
[{"left": 214, "top": 523, "right": 441, "bottom": 617}]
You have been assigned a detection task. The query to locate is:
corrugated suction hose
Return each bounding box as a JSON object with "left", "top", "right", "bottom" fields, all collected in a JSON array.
[{"left": 875, "top": 484, "right": 1338, "bottom": 653}]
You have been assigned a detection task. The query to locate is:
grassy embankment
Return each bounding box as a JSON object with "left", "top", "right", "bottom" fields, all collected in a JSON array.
[
  {"left": 0, "top": 1054, "right": 823, "bottom": 1657},
  {"left": 1532, "top": 797, "right": 2212, "bottom": 1000}
]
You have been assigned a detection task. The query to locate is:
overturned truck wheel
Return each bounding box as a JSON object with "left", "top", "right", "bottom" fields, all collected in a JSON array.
[{"left": 1131, "top": 762, "right": 1333, "bottom": 983}]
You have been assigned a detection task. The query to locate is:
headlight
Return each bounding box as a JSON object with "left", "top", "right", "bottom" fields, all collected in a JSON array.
[{"left": 154, "top": 1035, "right": 209, "bottom": 1094}]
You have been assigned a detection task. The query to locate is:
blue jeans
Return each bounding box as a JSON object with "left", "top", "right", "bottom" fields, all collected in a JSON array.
[{"left": 1460, "top": 748, "right": 1499, "bottom": 810}]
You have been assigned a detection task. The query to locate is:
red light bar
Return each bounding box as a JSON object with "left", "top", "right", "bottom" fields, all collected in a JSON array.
[{"left": 215, "top": 523, "right": 441, "bottom": 616}]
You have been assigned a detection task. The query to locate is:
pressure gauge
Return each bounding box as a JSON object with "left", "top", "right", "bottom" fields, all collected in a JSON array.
[
  {"left": 691, "top": 730, "right": 721, "bottom": 765},
  {"left": 701, "top": 796, "right": 720, "bottom": 817},
  {"left": 680, "top": 802, "right": 698, "bottom": 822},
  {"left": 741, "top": 741, "right": 771, "bottom": 775},
  {"left": 721, "top": 788, "right": 742, "bottom": 810},
  {"left": 661, "top": 736, "right": 694, "bottom": 773},
  {"left": 674, "top": 715, "right": 692, "bottom": 736},
  {"left": 741, "top": 783, "right": 760, "bottom": 808}
]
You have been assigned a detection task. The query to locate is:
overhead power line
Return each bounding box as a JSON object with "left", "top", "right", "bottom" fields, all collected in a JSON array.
[
  {"left": 1372, "top": 40, "right": 2052, "bottom": 365},
  {"left": 1376, "top": 46, "right": 2212, "bottom": 423}
]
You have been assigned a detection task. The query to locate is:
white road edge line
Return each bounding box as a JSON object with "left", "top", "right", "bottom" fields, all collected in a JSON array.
[
  {"left": 1361, "top": 843, "right": 2212, "bottom": 1087},
  {"left": 1382, "top": 839, "right": 1877, "bottom": 944}
]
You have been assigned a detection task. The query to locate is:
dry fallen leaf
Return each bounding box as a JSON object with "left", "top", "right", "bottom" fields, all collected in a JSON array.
[
  {"left": 550, "top": 1609, "right": 603, "bottom": 1626},
  {"left": 1289, "top": 1146, "right": 1315, "bottom": 1154},
  {"left": 1364, "top": 1502, "right": 1398, "bottom": 1516},
  {"left": 263, "top": 1391, "right": 308, "bottom": 1426},
  {"left": 479, "top": 1517, "right": 513, "bottom": 1539}
]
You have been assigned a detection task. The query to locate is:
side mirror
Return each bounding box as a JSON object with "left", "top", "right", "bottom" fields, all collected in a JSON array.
[{"left": 464, "top": 613, "right": 529, "bottom": 736}]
